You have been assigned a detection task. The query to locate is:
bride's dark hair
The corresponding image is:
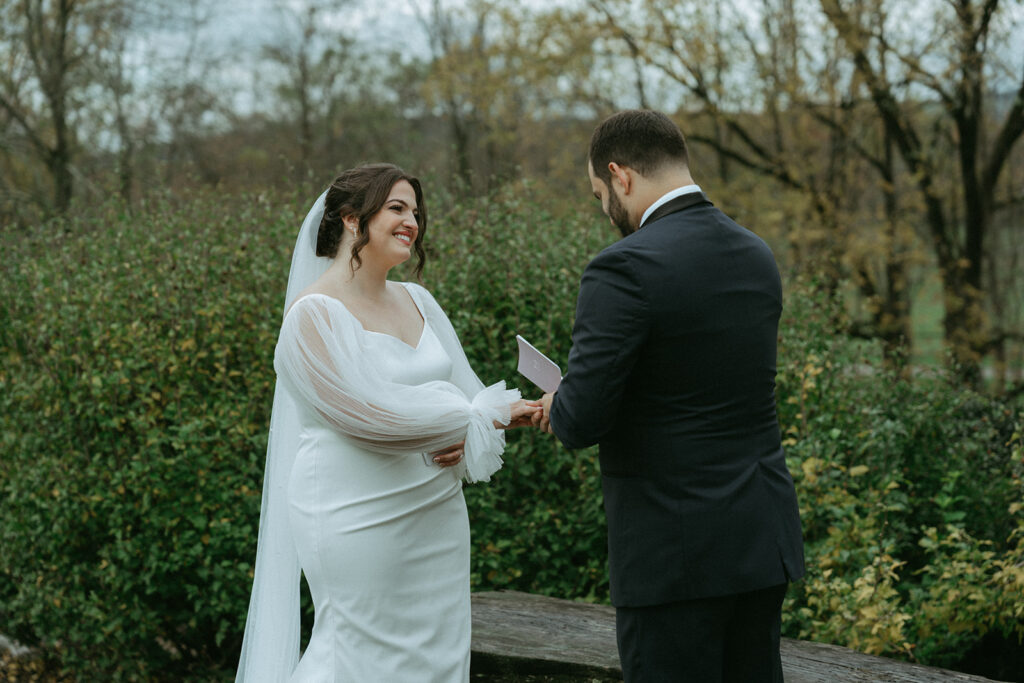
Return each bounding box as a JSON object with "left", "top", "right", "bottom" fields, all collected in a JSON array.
[{"left": 316, "top": 163, "right": 428, "bottom": 278}]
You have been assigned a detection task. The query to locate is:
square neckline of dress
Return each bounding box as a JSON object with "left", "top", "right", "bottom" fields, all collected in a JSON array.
[{"left": 291, "top": 283, "right": 428, "bottom": 351}]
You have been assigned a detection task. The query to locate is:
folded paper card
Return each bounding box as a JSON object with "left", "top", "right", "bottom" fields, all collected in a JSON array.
[{"left": 516, "top": 335, "right": 562, "bottom": 394}]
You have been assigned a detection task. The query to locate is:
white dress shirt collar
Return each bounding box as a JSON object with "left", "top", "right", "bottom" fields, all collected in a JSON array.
[{"left": 639, "top": 184, "right": 703, "bottom": 228}]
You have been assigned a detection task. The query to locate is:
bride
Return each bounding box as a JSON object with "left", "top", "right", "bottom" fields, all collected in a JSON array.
[{"left": 236, "top": 163, "right": 539, "bottom": 682}]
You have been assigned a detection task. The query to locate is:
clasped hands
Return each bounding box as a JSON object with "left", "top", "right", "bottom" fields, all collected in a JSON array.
[
  {"left": 503, "top": 392, "right": 556, "bottom": 432},
  {"left": 431, "top": 392, "right": 555, "bottom": 468}
]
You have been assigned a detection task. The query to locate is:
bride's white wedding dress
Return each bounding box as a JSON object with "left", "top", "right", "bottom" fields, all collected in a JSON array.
[
  {"left": 269, "top": 282, "right": 515, "bottom": 682},
  {"left": 235, "top": 187, "right": 518, "bottom": 683}
]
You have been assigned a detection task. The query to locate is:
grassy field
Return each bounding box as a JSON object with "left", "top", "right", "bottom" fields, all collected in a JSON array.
[{"left": 909, "top": 271, "right": 946, "bottom": 368}]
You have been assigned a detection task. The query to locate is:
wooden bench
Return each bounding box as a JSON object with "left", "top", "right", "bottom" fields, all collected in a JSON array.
[{"left": 470, "top": 591, "right": 1007, "bottom": 682}]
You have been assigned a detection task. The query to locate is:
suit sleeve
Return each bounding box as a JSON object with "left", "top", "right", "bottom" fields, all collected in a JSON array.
[{"left": 549, "top": 248, "right": 649, "bottom": 449}]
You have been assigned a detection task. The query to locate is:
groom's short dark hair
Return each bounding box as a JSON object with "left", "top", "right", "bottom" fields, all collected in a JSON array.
[{"left": 589, "top": 110, "right": 689, "bottom": 186}]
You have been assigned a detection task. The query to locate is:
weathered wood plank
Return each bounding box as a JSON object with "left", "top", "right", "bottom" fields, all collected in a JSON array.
[
  {"left": 471, "top": 591, "right": 621, "bottom": 680},
  {"left": 470, "top": 591, "right": 1008, "bottom": 683},
  {"left": 778, "top": 639, "right": 1006, "bottom": 683}
]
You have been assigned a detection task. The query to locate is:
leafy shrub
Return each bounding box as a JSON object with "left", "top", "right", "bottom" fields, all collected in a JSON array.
[
  {"left": 2, "top": 187, "right": 1022, "bottom": 680},
  {"left": 0, "top": 189, "right": 299, "bottom": 678},
  {"left": 775, "top": 279, "right": 1024, "bottom": 674}
]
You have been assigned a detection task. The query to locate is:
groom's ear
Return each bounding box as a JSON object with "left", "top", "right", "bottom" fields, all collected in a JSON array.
[{"left": 607, "top": 162, "right": 632, "bottom": 195}]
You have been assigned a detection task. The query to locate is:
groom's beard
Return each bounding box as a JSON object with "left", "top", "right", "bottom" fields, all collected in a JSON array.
[{"left": 607, "top": 187, "right": 634, "bottom": 238}]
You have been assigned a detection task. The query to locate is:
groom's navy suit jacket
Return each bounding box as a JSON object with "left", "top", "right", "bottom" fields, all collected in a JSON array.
[{"left": 549, "top": 192, "right": 805, "bottom": 607}]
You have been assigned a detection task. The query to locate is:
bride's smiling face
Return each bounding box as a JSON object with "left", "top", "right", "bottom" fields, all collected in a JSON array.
[{"left": 352, "top": 180, "right": 420, "bottom": 269}]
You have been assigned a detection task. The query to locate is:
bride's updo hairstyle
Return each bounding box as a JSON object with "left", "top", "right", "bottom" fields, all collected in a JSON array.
[{"left": 317, "top": 163, "right": 428, "bottom": 277}]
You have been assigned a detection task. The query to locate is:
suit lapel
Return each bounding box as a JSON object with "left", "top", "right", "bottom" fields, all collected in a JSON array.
[{"left": 641, "top": 192, "right": 711, "bottom": 228}]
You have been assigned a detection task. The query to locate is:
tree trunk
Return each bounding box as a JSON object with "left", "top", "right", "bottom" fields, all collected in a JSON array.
[
  {"left": 940, "top": 263, "right": 986, "bottom": 386},
  {"left": 449, "top": 99, "right": 472, "bottom": 189},
  {"left": 49, "top": 95, "right": 73, "bottom": 214},
  {"left": 880, "top": 127, "right": 912, "bottom": 374},
  {"left": 118, "top": 136, "right": 134, "bottom": 206}
]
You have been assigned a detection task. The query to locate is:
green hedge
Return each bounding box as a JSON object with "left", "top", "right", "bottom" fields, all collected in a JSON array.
[
  {"left": 1, "top": 186, "right": 1022, "bottom": 680},
  {"left": 775, "top": 280, "right": 1024, "bottom": 675},
  {"left": 1, "top": 190, "right": 295, "bottom": 679}
]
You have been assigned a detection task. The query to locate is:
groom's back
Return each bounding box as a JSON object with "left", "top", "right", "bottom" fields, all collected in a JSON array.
[
  {"left": 592, "top": 202, "right": 803, "bottom": 606},
  {"left": 599, "top": 202, "right": 783, "bottom": 467}
]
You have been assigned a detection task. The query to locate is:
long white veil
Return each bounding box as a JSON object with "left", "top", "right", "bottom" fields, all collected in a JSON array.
[{"left": 235, "top": 191, "right": 331, "bottom": 682}]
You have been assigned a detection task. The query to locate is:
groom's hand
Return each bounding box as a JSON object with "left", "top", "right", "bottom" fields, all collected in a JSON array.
[{"left": 534, "top": 392, "right": 555, "bottom": 434}]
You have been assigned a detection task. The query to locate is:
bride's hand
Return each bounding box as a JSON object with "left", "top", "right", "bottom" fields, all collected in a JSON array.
[
  {"left": 496, "top": 399, "right": 542, "bottom": 429},
  {"left": 430, "top": 441, "right": 465, "bottom": 467}
]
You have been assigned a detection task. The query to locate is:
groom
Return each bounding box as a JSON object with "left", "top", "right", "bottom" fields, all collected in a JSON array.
[{"left": 536, "top": 110, "right": 805, "bottom": 681}]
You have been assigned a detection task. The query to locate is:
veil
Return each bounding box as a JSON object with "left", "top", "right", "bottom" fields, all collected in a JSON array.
[{"left": 235, "top": 191, "right": 331, "bottom": 682}]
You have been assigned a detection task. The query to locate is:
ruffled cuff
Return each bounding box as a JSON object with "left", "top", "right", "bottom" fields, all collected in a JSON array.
[{"left": 461, "top": 381, "right": 520, "bottom": 483}]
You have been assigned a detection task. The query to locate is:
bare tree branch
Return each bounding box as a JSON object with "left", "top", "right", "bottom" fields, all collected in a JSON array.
[
  {"left": 982, "top": 68, "right": 1024, "bottom": 198},
  {"left": 993, "top": 192, "right": 1024, "bottom": 212},
  {"left": 876, "top": 34, "right": 955, "bottom": 106},
  {"left": 0, "top": 91, "right": 48, "bottom": 159},
  {"left": 587, "top": 0, "right": 648, "bottom": 108},
  {"left": 807, "top": 106, "right": 894, "bottom": 182}
]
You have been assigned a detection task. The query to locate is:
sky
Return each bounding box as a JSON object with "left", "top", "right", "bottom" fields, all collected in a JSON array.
[{"left": 123, "top": 0, "right": 435, "bottom": 117}]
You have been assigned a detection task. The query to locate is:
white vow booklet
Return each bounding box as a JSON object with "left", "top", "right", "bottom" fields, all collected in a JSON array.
[{"left": 516, "top": 335, "right": 562, "bottom": 394}]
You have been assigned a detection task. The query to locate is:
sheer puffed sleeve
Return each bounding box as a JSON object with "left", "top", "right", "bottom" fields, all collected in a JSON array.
[{"left": 274, "top": 292, "right": 516, "bottom": 482}]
